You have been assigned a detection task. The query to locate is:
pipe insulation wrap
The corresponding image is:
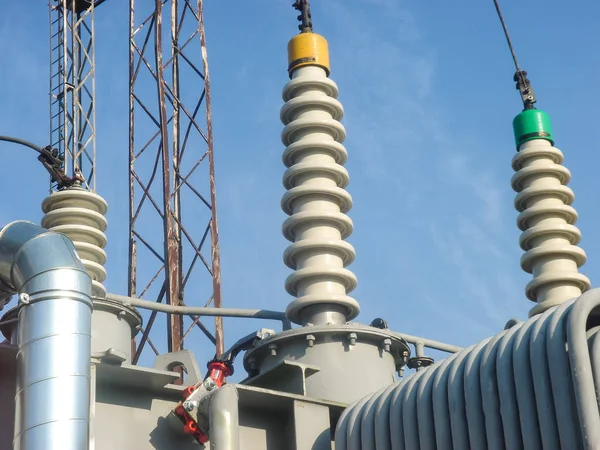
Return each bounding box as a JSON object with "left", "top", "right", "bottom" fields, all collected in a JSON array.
[
  {"left": 0, "top": 221, "right": 92, "bottom": 450},
  {"left": 280, "top": 65, "right": 359, "bottom": 325},
  {"left": 512, "top": 138, "right": 590, "bottom": 316},
  {"left": 335, "top": 288, "right": 600, "bottom": 450}
]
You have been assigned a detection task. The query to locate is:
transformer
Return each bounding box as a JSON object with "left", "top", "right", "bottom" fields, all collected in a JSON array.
[{"left": 1, "top": 1, "right": 599, "bottom": 450}]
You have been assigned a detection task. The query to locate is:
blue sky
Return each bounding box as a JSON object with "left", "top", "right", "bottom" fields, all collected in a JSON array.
[{"left": 1, "top": 0, "right": 599, "bottom": 377}]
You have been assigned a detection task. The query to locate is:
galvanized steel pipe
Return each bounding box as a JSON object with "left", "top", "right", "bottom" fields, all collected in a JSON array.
[
  {"left": 0, "top": 221, "right": 92, "bottom": 450},
  {"left": 335, "top": 288, "right": 600, "bottom": 449}
]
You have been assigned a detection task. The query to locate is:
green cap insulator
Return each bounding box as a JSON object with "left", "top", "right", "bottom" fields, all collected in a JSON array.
[{"left": 512, "top": 109, "right": 554, "bottom": 148}]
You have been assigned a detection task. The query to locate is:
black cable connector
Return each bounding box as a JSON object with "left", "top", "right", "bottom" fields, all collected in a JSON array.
[
  {"left": 492, "top": 0, "right": 537, "bottom": 110},
  {"left": 292, "top": 0, "right": 313, "bottom": 33},
  {"left": 0, "top": 135, "right": 83, "bottom": 189},
  {"left": 514, "top": 70, "right": 536, "bottom": 110}
]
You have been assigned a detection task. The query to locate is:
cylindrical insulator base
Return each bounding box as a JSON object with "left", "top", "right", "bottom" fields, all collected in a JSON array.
[
  {"left": 511, "top": 125, "right": 590, "bottom": 316},
  {"left": 41, "top": 188, "right": 108, "bottom": 298},
  {"left": 280, "top": 61, "right": 359, "bottom": 326}
]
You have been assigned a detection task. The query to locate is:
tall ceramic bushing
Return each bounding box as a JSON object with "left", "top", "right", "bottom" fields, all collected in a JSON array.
[
  {"left": 511, "top": 110, "right": 591, "bottom": 316},
  {"left": 243, "top": 30, "right": 406, "bottom": 404}
]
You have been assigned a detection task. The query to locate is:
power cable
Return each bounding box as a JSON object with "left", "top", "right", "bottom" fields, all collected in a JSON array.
[
  {"left": 0, "top": 135, "right": 44, "bottom": 154},
  {"left": 492, "top": 0, "right": 537, "bottom": 110},
  {"left": 0, "top": 135, "right": 83, "bottom": 188},
  {"left": 492, "top": 0, "right": 521, "bottom": 72}
]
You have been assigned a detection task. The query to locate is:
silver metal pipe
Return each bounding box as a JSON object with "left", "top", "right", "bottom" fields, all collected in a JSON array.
[
  {"left": 105, "top": 293, "right": 292, "bottom": 330},
  {"left": 0, "top": 221, "right": 92, "bottom": 450},
  {"left": 209, "top": 385, "right": 240, "bottom": 450}
]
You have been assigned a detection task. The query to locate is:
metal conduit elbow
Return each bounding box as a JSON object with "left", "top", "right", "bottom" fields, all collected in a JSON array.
[{"left": 0, "top": 221, "right": 92, "bottom": 450}]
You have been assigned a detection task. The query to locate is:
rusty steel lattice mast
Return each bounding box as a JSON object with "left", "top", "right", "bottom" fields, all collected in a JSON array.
[
  {"left": 128, "top": 0, "right": 223, "bottom": 366},
  {"left": 49, "top": 0, "right": 99, "bottom": 191}
]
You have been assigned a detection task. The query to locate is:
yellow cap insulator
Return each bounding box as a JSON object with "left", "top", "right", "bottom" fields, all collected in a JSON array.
[{"left": 287, "top": 32, "right": 330, "bottom": 77}]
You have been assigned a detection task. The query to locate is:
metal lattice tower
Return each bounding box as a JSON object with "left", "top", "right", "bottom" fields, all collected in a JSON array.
[
  {"left": 128, "top": 0, "right": 223, "bottom": 366},
  {"left": 46, "top": 1, "right": 109, "bottom": 300},
  {"left": 49, "top": 0, "right": 98, "bottom": 191}
]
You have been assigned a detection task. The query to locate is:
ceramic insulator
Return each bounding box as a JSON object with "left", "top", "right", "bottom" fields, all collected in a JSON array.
[
  {"left": 41, "top": 187, "right": 108, "bottom": 298},
  {"left": 280, "top": 65, "right": 359, "bottom": 325},
  {"left": 511, "top": 138, "right": 591, "bottom": 316}
]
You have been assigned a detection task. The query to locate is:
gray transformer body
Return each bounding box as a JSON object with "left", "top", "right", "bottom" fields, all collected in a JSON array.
[
  {"left": 0, "top": 270, "right": 402, "bottom": 450},
  {"left": 0, "top": 319, "right": 357, "bottom": 450}
]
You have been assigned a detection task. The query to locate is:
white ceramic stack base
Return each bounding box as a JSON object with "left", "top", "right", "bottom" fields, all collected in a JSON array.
[
  {"left": 511, "top": 138, "right": 591, "bottom": 316},
  {"left": 280, "top": 65, "right": 359, "bottom": 325},
  {"left": 41, "top": 187, "right": 108, "bottom": 298}
]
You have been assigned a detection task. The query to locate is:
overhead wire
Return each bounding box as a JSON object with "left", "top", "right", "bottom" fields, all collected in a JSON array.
[
  {"left": 0, "top": 135, "right": 85, "bottom": 189},
  {"left": 491, "top": 0, "right": 537, "bottom": 110},
  {"left": 0, "top": 135, "right": 44, "bottom": 154},
  {"left": 492, "top": 0, "right": 521, "bottom": 72}
]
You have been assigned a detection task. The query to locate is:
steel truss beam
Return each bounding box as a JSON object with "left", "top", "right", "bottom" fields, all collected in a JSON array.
[
  {"left": 128, "top": 0, "right": 223, "bottom": 371},
  {"left": 49, "top": 0, "right": 97, "bottom": 191}
]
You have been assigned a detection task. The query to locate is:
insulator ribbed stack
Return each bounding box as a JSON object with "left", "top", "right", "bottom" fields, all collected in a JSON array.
[
  {"left": 335, "top": 289, "right": 600, "bottom": 449},
  {"left": 280, "top": 65, "right": 359, "bottom": 325},
  {"left": 511, "top": 138, "right": 590, "bottom": 316},
  {"left": 41, "top": 188, "right": 108, "bottom": 297}
]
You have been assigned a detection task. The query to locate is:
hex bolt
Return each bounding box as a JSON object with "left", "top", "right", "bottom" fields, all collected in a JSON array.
[
  {"left": 204, "top": 378, "right": 217, "bottom": 391},
  {"left": 248, "top": 358, "right": 257, "bottom": 371},
  {"left": 268, "top": 343, "right": 278, "bottom": 356},
  {"left": 183, "top": 401, "right": 197, "bottom": 412},
  {"left": 348, "top": 333, "right": 357, "bottom": 346},
  {"left": 383, "top": 338, "right": 392, "bottom": 352},
  {"left": 19, "top": 293, "right": 30, "bottom": 305},
  {"left": 306, "top": 334, "right": 315, "bottom": 348}
]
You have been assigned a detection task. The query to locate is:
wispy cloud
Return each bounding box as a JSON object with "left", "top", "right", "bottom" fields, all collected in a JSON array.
[
  {"left": 457, "top": 217, "right": 505, "bottom": 261},
  {"left": 442, "top": 151, "right": 507, "bottom": 230},
  {"left": 320, "top": 1, "right": 437, "bottom": 184},
  {"left": 429, "top": 221, "right": 512, "bottom": 326}
]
